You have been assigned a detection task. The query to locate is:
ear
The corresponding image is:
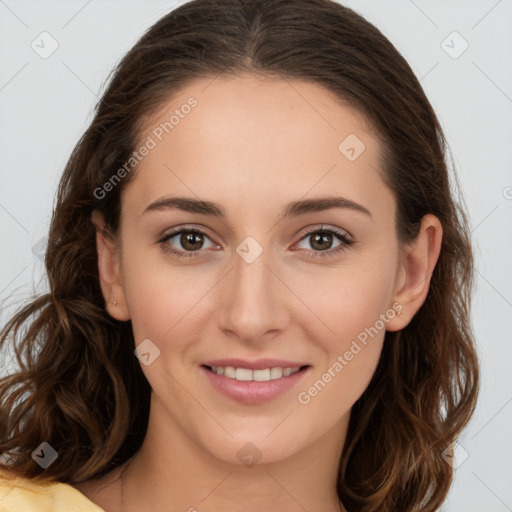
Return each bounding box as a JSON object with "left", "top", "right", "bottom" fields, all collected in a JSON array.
[
  {"left": 91, "top": 210, "right": 131, "bottom": 321},
  {"left": 386, "top": 214, "right": 443, "bottom": 332}
]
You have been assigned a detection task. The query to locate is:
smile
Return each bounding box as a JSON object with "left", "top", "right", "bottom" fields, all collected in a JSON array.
[
  {"left": 206, "top": 365, "right": 304, "bottom": 381},
  {"left": 200, "top": 363, "right": 311, "bottom": 404}
]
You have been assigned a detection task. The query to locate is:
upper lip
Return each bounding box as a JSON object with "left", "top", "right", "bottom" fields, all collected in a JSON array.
[{"left": 201, "top": 358, "right": 310, "bottom": 370}]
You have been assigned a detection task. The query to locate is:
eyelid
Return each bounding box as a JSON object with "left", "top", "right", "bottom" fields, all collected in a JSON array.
[
  {"left": 158, "top": 224, "right": 218, "bottom": 242},
  {"left": 158, "top": 225, "right": 220, "bottom": 249},
  {"left": 297, "top": 224, "right": 352, "bottom": 241}
]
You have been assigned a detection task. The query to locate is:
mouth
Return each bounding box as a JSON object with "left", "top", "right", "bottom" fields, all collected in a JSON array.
[
  {"left": 199, "top": 362, "right": 311, "bottom": 404},
  {"left": 201, "top": 364, "right": 310, "bottom": 381}
]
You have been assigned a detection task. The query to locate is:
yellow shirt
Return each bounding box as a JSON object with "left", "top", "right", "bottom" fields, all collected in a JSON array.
[{"left": 0, "top": 470, "right": 105, "bottom": 512}]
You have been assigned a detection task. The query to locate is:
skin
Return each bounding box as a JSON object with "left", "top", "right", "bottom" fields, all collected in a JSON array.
[{"left": 73, "top": 73, "right": 442, "bottom": 512}]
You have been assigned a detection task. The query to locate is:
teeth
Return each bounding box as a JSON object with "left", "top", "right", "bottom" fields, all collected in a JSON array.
[
  {"left": 253, "top": 369, "right": 270, "bottom": 381},
  {"left": 209, "top": 365, "right": 302, "bottom": 381},
  {"left": 235, "top": 368, "right": 252, "bottom": 381},
  {"left": 270, "top": 367, "right": 282, "bottom": 379},
  {"left": 224, "top": 366, "right": 235, "bottom": 378}
]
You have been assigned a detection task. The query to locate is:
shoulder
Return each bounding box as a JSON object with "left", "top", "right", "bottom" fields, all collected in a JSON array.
[{"left": 0, "top": 468, "right": 105, "bottom": 512}]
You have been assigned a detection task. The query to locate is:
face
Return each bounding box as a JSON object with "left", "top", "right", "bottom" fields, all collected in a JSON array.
[{"left": 95, "top": 73, "right": 430, "bottom": 467}]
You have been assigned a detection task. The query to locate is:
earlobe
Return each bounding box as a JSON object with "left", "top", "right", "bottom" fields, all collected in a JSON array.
[
  {"left": 386, "top": 214, "right": 443, "bottom": 332},
  {"left": 91, "top": 210, "right": 131, "bottom": 321}
]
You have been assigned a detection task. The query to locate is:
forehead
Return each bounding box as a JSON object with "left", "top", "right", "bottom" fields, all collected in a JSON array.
[{"left": 123, "top": 73, "right": 394, "bottom": 224}]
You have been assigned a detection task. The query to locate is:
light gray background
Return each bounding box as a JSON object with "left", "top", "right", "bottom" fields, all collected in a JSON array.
[{"left": 1, "top": 1, "right": 511, "bottom": 510}]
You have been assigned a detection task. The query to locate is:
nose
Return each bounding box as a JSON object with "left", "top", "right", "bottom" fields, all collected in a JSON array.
[{"left": 216, "top": 244, "right": 289, "bottom": 344}]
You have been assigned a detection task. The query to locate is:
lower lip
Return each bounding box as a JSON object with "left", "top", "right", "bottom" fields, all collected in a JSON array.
[{"left": 200, "top": 365, "right": 311, "bottom": 405}]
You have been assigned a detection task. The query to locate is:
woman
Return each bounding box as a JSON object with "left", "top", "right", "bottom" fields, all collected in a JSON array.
[{"left": 0, "top": 0, "right": 479, "bottom": 510}]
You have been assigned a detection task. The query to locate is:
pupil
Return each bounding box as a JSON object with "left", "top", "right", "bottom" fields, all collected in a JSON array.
[
  {"left": 183, "top": 232, "right": 202, "bottom": 250},
  {"left": 313, "top": 232, "right": 331, "bottom": 250}
]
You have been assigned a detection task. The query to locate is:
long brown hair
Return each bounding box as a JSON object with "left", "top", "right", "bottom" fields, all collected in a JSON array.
[{"left": 0, "top": 1, "right": 479, "bottom": 510}]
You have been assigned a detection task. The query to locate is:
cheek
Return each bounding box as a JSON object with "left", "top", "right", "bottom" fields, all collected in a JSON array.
[
  {"left": 292, "top": 259, "right": 394, "bottom": 404},
  {"left": 121, "top": 246, "right": 218, "bottom": 346},
  {"left": 293, "top": 258, "right": 396, "bottom": 346},
  {"left": 297, "top": 336, "right": 384, "bottom": 426}
]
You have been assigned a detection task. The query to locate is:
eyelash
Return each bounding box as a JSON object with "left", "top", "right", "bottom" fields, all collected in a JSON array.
[{"left": 157, "top": 226, "right": 354, "bottom": 259}]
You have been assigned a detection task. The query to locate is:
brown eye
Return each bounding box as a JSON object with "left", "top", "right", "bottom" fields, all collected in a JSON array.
[
  {"left": 296, "top": 227, "right": 353, "bottom": 258},
  {"left": 180, "top": 231, "right": 205, "bottom": 251},
  {"left": 309, "top": 231, "right": 334, "bottom": 251},
  {"left": 159, "top": 228, "right": 217, "bottom": 257}
]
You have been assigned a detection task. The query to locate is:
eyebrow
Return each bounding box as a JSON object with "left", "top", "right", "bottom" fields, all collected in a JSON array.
[{"left": 142, "top": 195, "right": 372, "bottom": 221}]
